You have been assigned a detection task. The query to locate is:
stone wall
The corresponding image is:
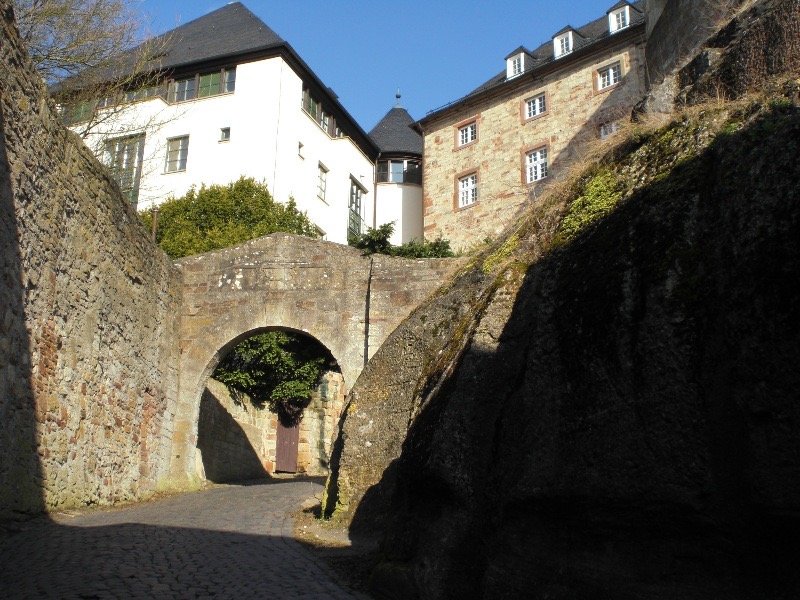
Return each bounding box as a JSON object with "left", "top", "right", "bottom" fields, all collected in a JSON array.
[
  {"left": 172, "top": 233, "right": 464, "bottom": 483},
  {"left": 197, "top": 373, "right": 346, "bottom": 482},
  {"left": 421, "top": 34, "right": 647, "bottom": 251},
  {"left": 0, "top": 2, "right": 181, "bottom": 518}
]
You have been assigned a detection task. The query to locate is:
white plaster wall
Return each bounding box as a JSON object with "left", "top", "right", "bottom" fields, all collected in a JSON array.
[
  {"left": 78, "top": 55, "right": 374, "bottom": 245},
  {"left": 276, "top": 73, "right": 374, "bottom": 245},
  {"left": 375, "top": 183, "right": 424, "bottom": 245}
]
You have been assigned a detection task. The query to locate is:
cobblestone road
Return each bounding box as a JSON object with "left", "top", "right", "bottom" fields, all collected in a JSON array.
[{"left": 0, "top": 478, "right": 366, "bottom": 599}]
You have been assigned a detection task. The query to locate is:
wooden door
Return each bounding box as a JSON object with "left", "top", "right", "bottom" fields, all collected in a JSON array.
[{"left": 275, "top": 420, "right": 299, "bottom": 473}]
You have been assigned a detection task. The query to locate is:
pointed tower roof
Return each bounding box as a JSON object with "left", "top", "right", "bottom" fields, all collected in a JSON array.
[{"left": 369, "top": 106, "right": 423, "bottom": 155}]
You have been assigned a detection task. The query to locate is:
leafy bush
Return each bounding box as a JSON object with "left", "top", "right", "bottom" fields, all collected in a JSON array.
[
  {"left": 140, "top": 177, "right": 318, "bottom": 258},
  {"left": 214, "top": 332, "right": 333, "bottom": 425},
  {"left": 554, "top": 169, "right": 623, "bottom": 245},
  {"left": 349, "top": 222, "right": 454, "bottom": 258}
]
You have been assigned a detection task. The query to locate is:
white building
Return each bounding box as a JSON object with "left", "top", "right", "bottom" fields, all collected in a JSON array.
[{"left": 63, "top": 2, "right": 384, "bottom": 245}]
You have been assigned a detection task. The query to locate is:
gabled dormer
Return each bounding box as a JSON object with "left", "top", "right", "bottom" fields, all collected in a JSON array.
[
  {"left": 607, "top": 1, "right": 632, "bottom": 34},
  {"left": 553, "top": 26, "right": 577, "bottom": 59},
  {"left": 505, "top": 47, "right": 533, "bottom": 79}
]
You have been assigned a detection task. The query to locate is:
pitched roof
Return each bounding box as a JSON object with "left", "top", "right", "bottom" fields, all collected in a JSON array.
[
  {"left": 608, "top": 1, "right": 635, "bottom": 12},
  {"left": 137, "top": 2, "right": 285, "bottom": 71},
  {"left": 369, "top": 107, "right": 422, "bottom": 155},
  {"left": 419, "top": 0, "right": 646, "bottom": 125},
  {"left": 55, "top": 2, "right": 379, "bottom": 158}
]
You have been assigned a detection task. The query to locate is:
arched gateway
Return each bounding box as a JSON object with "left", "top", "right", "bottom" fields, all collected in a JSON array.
[{"left": 168, "top": 233, "right": 461, "bottom": 482}]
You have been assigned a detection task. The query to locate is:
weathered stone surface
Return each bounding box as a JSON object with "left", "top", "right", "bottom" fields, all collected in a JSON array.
[
  {"left": 0, "top": 1, "right": 180, "bottom": 518},
  {"left": 355, "top": 105, "right": 800, "bottom": 598},
  {"left": 645, "top": 0, "right": 747, "bottom": 88},
  {"left": 197, "top": 373, "right": 346, "bottom": 481},
  {"left": 679, "top": 0, "right": 800, "bottom": 104},
  {"left": 171, "top": 233, "right": 464, "bottom": 483}
]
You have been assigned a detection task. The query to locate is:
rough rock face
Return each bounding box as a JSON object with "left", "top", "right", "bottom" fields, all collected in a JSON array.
[
  {"left": 680, "top": 0, "right": 800, "bottom": 103},
  {"left": 358, "top": 104, "right": 800, "bottom": 599}
]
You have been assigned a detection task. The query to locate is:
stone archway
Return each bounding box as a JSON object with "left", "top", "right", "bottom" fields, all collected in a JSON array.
[
  {"left": 167, "top": 233, "right": 462, "bottom": 483},
  {"left": 195, "top": 327, "right": 347, "bottom": 481}
]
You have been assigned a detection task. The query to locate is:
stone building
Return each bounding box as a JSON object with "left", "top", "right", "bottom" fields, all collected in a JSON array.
[{"left": 416, "top": 1, "right": 649, "bottom": 250}]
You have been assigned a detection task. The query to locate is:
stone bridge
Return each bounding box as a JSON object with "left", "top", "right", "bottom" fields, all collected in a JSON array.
[{"left": 168, "top": 233, "right": 461, "bottom": 481}]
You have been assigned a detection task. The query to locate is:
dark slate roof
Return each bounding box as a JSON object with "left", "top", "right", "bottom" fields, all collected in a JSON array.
[
  {"left": 420, "top": 0, "right": 646, "bottom": 125},
  {"left": 504, "top": 45, "right": 530, "bottom": 60},
  {"left": 136, "top": 2, "right": 284, "bottom": 71},
  {"left": 55, "top": 2, "right": 379, "bottom": 158},
  {"left": 369, "top": 107, "right": 422, "bottom": 155},
  {"left": 608, "top": 0, "right": 635, "bottom": 12}
]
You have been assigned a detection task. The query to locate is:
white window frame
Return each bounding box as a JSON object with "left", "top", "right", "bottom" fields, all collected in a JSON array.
[
  {"left": 609, "top": 6, "right": 630, "bottom": 33},
  {"left": 598, "top": 62, "right": 622, "bottom": 90},
  {"left": 554, "top": 32, "right": 573, "bottom": 58},
  {"left": 348, "top": 178, "right": 367, "bottom": 239},
  {"left": 103, "top": 133, "right": 146, "bottom": 206},
  {"left": 512, "top": 55, "right": 523, "bottom": 76},
  {"left": 458, "top": 122, "right": 477, "bottom": 146},
  {"left": 458, "top": 173, "right": 478, "bottom": 208},
  {"left": 526, "top": 147, "right": 548, "bottom": 183},
  {"left": 165, "top": 135, "right": 189, "bottom": 173},
  {"left": 317, "top": 162, "right": 328, "bottom": 202},
  {"left": 525, "top": 93, "right": 547, "bottom": 119},
  {"left": 219, "top": 127, "right": 230, "bottom": 142}
]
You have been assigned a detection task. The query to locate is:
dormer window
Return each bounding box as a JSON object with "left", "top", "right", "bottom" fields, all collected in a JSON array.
[
  {"left": 506, "top": 51, "right": 529, "bottom": 79},
  {"left": 609, "top": 5, "right": 630, "bottom": 33},
  {"left": 512, "top": 56, "right": 523, "bottom": 76},
  {"left": 554, "top": 31, "right": 573, "bottom": 59}
]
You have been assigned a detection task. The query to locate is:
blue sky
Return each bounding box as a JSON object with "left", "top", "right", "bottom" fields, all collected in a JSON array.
[{"left": 137, "top": 1, "right": 622, "bottom": 131}]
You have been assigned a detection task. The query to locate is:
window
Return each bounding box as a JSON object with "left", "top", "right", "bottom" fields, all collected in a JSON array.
[
  {"left": 512, "top": 55, "right": 523, "bottom": 76},
  {"left": 348, "top": 179, "right": 366, "bottom": 239},
  {"left": 165, "top": 136, "right": 189, "bottom": 172},
  {"left": 223, "top": 68, "right": 236, "bottom": 93},
  {"left": 103, "top": 134, "right": 145, "bottom": 206},
  {"left": 302, "top": 87, "right": 320, "bottom": 120},
  {"left": 458, "top": 173, "right": 478, "bottom": 208},
  {"left": 377, "top": 159, "right": 422, "bottom": 184},
  {"left": 302, "top": 87, "right": 337, "bottom": 135},
  {"left": 598, "top": 62, "right": 622, "bottom": 89},
  {"left": 609, "top": 6, "right": 630, "bottom": 33},
  {"left": 220, "top": 127, "right": 231, "bottom": 142},
  {"left": 526, "top": 147, "right": 548, "bottom": 183},
  {"left": 554, "top": 32, "right": 573, "bottom": 58},
  {"left": 168, "top": 67, "right": 235, "bottom": 103},
  {"left": 123, "top": 84, "right": 164, "bottom": 104},
  {"left": 198, "top": 71, "right": 221, "bottom": 98},
  {"left": 61, "top": 100, "right": 94, "bottom": 125},
  {"left": 599, "top": 121, "right": 620, "bottom": 139},
  {"left": 458, "top": 122, "right": 477, "bottom": 146},
  {"left": 169, "top": 77, "right": 196, "bottom": 102},
  {"left": 525, "top": 93, "right": 547, "bottom": 119},
  {"left": 317, "top": 163, "right": 328, "bottom": 201}
]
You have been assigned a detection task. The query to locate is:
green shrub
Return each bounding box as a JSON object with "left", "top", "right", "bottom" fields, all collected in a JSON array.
[
  {"left": 554, "top": 169, "right": 623, "bottom": 244},
  {"left": 140, "top": 177, "right": 318, "bottom": 259}
]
